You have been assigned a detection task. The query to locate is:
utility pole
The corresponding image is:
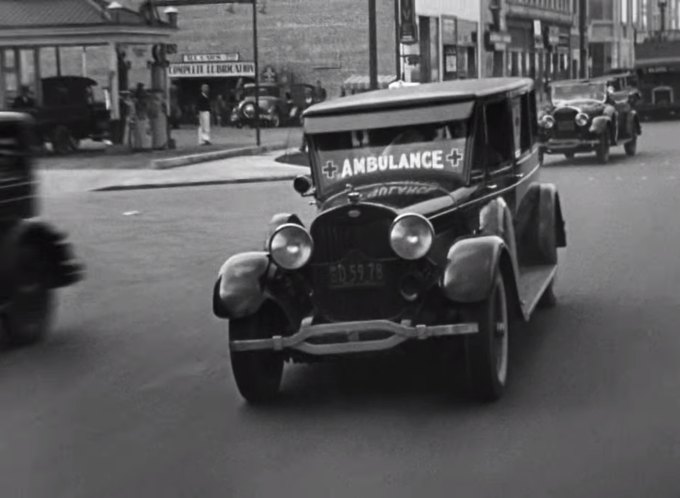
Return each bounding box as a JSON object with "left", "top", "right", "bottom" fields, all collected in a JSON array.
[
  {"left": 252, "top": 0, "right": 260, "bottom": 146},
  {"left": 579, "top": 0, "right": 587, "bottom": 78},
  {"left": 369, "top": 0, "right": 378, "bottom": 89}
]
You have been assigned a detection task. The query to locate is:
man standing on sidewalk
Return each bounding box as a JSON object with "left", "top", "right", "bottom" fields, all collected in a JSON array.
[{"left": 197, "top": 84, "right": 211, "bottom": 145}]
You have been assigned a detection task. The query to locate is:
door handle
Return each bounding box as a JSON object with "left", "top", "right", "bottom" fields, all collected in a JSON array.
[
  {"left": 486, "top": 183, "right": 498, "bottom": 190},
  {"left": 515, "top": 172, "right": 524, "bottom": 179}
]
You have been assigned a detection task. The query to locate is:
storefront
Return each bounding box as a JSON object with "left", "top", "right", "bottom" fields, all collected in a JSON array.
[
  {"left": 168, "top": 54, "right": 255, "bottom": 124},
  {"left": 441, "top": 16, "right": 477, "bottom": 80}
]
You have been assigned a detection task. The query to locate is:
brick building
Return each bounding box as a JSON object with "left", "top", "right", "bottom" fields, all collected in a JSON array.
[
  {"left": 481, "top": 0, "right": 577, "bottom": 96},
  {"left": 166, "top": 0, "right": 397, "bottom": 116}
]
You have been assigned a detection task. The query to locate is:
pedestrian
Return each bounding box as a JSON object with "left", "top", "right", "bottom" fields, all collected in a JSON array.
[
  {"left": 11, "top": 85, "right": 35, "bottom": 110},
  {"left": 314, "top": 80, "right": 327, "bottom": 103},
  {"left": 197, "top": 84, "right": 211, "bottom": 145}
]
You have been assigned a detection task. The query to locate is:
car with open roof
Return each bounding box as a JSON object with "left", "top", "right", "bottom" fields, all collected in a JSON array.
[
  {"left": 538, "top": 76, "right": 641, "bottom": 163},
  {"left": 213, "top": 77, "right": 567, "bottom": 404}
]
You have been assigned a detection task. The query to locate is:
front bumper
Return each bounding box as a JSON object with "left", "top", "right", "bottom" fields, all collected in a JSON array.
[
  {"left": 230, "top": 317, "right": 479, "bottom": 356},
  {"left": 540, "top": 138, "right": 600, "bottom": 154}
]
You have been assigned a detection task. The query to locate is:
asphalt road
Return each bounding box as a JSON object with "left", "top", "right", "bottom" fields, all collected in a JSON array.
[{"left": 2, "top": 121, "right": 680, "bottom": 498}]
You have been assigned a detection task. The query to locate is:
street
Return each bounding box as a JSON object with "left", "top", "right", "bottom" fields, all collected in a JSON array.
[{"left": 1, "top": 120, "right": 680, "bottom": 497}]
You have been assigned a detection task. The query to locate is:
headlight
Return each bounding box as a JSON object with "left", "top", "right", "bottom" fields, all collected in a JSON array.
[
  {"left": 575, "top": 113, "right": 589, "bottom": 127},
  {"left": 540, "top": 115, "right": 555, "bottom": 129},
  {"left": 268, "top": 224, "right": 313, "bottom": 270},
  {"left": 243, "top": 103, "right": 256, "bottom": 118},
  {"left": 389, "top": 214, "right": 434, "bottom": 260}
]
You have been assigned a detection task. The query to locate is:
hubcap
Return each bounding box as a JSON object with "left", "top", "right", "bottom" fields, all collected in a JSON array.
[{"left": 493, "top": 280, "right": 509, "bottom": 385}]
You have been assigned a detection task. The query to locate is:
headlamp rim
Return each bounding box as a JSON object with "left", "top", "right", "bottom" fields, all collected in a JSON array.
[
  {"left": 267, "top": 223, "right": 314, "bottom": 270},
  {"left": 389, "top": 213, "right": 435, "bottom": 260}
]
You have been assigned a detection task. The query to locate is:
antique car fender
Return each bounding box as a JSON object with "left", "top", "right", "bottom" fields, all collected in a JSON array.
[
  {"left": 213, "top": 251, "right": 272, "bottom": 319},
  {"left": 441, "top": 235, "right": 520, "bottom": 311},
  {"left": 515, "top": 183, "right": 567, "bottom": 265},
  {"left": 0, "top": 219, "right": 83, "bottom": 299},
  {"left": 589, "top": 115, "right": 612, "bottom": 135},
  {"left": 263, "top": 213, "right": 304, "bottom": 249}
]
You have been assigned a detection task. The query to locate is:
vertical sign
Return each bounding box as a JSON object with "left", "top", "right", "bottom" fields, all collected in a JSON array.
[{"left": 399, "top": 0, "right": 418, "bottom": 44}]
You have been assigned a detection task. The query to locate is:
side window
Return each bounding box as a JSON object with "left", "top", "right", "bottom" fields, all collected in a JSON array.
[
  {"left": 483, "top": 99, "right": 514, "bottom": 172},
  {"left": 516, "top": 93, "right": 533, "bottom": 155}
]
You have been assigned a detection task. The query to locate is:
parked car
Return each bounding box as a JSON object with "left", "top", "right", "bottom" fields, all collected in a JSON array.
[
  {"left": 230, "top": 82, "right": 317, "bottom": 128},
  {"left": 0, "top": 112, "right": 84, "bottom": 346},
  {"left": 213, "top": 77, "right": 567, "bottom": 404},
  {"left": 18, "top": 76, "right": 110, "bottom": 155},
  {"left": 538, "top": 76, "right": 641, "bottom": 163}
]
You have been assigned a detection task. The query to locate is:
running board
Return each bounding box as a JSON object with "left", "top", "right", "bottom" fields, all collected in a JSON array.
[{"left": 517, "top": 264, "right": 558, "bottom": 318}]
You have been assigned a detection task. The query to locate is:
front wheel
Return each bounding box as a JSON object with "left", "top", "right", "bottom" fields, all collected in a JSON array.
[
  {"left": 465, "top": 272, "right": 510, "bottom": 402},
  {"left": 270, "top": 111, "right": 281, "bottom": 128},
  {"left": 229, "top": 306, "right": 286, "bottom": 404},
  {"left": 596, "top": 132, "right": 610, "bottom": 164},
  {"left": 564, "top": 152, "right": 575, "bottom": 160},
  {"left": 624, "top": 135, "right": 637, "bottom": 156},
  {"left": 2, "top": 243, "right": 55, "bottom": 347}
]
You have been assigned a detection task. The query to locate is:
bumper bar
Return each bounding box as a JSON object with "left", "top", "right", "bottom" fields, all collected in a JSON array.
[{"left": 230, "top": 318, "right": 479, "bottom": 356}]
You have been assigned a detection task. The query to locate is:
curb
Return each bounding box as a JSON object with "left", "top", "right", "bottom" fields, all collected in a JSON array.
[
  {"left": 93, "top": 174, "right": 299, "bottom": 192},
  {"left": 150, "top": 142, "right": 288, "bottom": 169}
]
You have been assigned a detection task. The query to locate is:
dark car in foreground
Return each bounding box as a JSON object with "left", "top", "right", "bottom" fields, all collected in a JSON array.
[
  {"left": 0, "top": 113, "right": 83, "bottom": 346},
  {"left": 213, "top": 78, "right": 567, "bottom": 404},
  {"left": 538, "top": 77, "right": 641, "bottom": 163}
]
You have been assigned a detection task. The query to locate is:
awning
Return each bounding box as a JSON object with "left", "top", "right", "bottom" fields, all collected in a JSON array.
[{"left": 342, "top": 74, "right": 397, "bottom": 92}]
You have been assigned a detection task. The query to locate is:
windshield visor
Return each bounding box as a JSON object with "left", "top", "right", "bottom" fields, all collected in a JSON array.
[
  {"left": 551, "top": 83, "right": 606, "bottom": 103},
  {"left": 310, "top": 120, "right": 470, "bottom": 203}
]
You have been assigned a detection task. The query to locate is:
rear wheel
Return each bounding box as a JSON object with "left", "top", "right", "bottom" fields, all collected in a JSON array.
[
  {"left": 229, "top": 305, "right": 286, "bottom": 404},
  {"left": 624, "top": 135, "right": 637, "bottom": 156},
  {"left": 2, "top": 243, "right": 55, "bottom": 347},
  {"left": 596, "top": 132, "right": 610, "bottom": 164},
  {"left": 465, "top": 272, "right": 509, "bottom": 403}
]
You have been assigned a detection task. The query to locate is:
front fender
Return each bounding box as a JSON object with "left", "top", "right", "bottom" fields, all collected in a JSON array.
[
  {"left": 213, "top": 251, "right": 271, "bottom": 319},
  {"left": 589, "top": 115, "right": 610, "bottom": 134},
  {"left": 442, "top": 235, "right": 508, "bottom": 303},
  {"left": 264, "top": 213, "right": 304, "bottom": 249}
]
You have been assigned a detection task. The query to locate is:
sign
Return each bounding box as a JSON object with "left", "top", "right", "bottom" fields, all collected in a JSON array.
[
  {"left": 533, "top": 20, "right": 544, "bottom": 49},
  {"left": 317, "top": 139, "right": 467, "bottom": 193},
  {"left": 182, "top": 53, "right": 240, "bottom": 63},
  {"left": 168, "top": 62, "right": 255, "bottom": 78},
  {"left": 399, "top": 0, "right": 418, "bottom": 44},
  {"left": 486, "top": 31, "right": 512, "bottom": 51},
  {"left": 261, "top": 65, "right": 277, "bottom": 83},
  {"left": 547, "top": 26, "right": 560, "bottom": 46},
  {"left": 444, "top": 45, "right": 458, "bottom": 74}
]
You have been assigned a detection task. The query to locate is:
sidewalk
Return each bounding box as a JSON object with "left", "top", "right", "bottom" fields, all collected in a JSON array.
[
  {"left": 38, "top": 149, "right": 309, "bottom": 195},
  {"left": 37, "top": 125, "right": 304, "bottom": 170}
]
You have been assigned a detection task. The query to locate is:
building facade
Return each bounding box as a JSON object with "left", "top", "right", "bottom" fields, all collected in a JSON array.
[
  {"left": 399, "top": 0, "right": 481, "bottom": 83},
  {"left": 589, "top": 0, "right": 637, "bottom": 75},
  {"left": 480, "top": 0, "right": 576, "bottom": 97}
]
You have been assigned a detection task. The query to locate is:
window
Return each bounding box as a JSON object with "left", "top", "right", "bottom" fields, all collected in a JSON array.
[
  {"left": 481, "top": 100, "right": 515, "bottom": 172},
  {"left": 621, "top": 0, "right": 629, "bottom": 23},
  {"left": 590, "top": 0, "right": 614, "bottom": 20}
]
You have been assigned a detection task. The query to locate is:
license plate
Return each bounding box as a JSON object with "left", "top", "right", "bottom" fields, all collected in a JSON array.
[
  {"left": 328, "top": 261, "right": 385, "bottom": 289},
  {"left": 558, "top": 121, "right": 574, "bottom": 131}
]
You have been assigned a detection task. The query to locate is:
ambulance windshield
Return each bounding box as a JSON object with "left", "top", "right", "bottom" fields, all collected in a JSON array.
[{"left": 311, "top": 119, "right": 470, "bottom": 204}]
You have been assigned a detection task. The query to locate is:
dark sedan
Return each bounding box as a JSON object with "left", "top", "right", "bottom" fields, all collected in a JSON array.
[{"left": 538, "top": 78, "right": 641, "bottom": 164}]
